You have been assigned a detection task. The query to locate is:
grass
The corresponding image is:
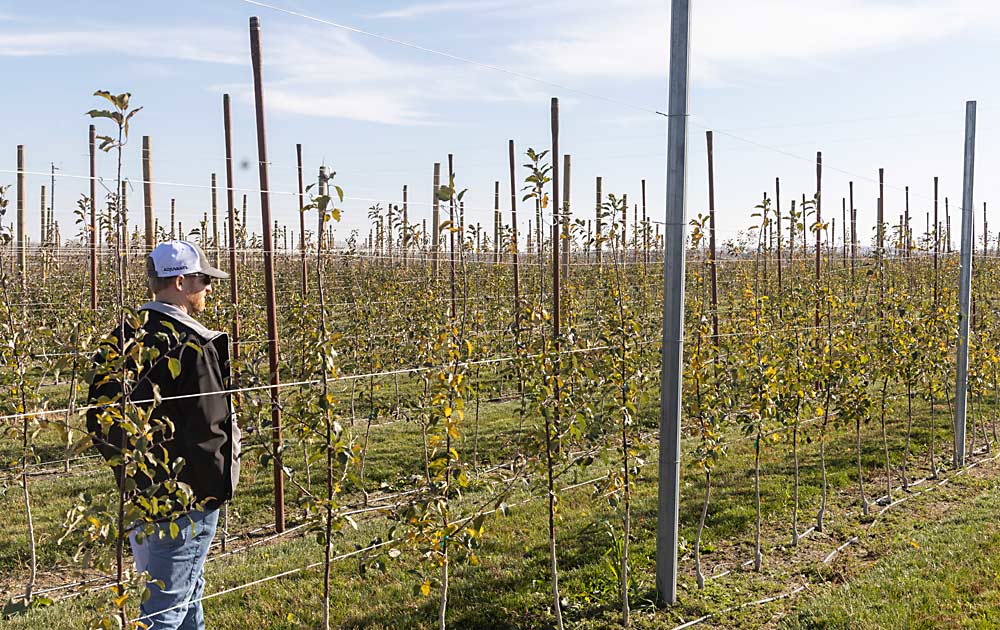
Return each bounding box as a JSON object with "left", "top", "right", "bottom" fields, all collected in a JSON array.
[
  {"left": 1, "top": 368, "right": 999, "bottom": 628},
  {"left": 786, "top": 476, "right": 1000, "bottom": 629}
]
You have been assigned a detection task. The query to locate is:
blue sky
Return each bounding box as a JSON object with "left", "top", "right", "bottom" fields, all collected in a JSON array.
[{"left": 1, "top": 0, "right": 999, "bottom": 250}]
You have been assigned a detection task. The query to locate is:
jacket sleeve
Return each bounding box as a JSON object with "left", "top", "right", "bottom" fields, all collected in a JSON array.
[{"left": 167, "top": 337, "right": 231, "bottom": 503}]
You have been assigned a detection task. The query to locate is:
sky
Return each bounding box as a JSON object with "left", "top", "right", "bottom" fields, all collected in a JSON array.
[{"left": 1, "top": 0, "right": 999, "bottom": 251}]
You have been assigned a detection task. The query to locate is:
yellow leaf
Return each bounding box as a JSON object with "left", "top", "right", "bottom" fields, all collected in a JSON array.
[{"left": 420, "top": 579, "right": 431, "bottom": 596}]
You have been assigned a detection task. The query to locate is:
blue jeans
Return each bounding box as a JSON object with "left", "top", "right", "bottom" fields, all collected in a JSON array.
[{"left": 129, "top": 509, "right": 219, "bottom": 630}]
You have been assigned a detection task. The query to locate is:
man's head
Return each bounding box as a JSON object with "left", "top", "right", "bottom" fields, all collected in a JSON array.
[{"left": 146, "top": 241, "right": 229, "bottom": 315}]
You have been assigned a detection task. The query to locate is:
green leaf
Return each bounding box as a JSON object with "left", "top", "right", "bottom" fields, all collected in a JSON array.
[{"left": 167, "top": 357, "right": 181, "bottom": 379}]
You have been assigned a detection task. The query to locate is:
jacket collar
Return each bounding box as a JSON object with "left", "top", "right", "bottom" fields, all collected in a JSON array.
[{"left": 139, "top": 301, "right": 226, "bottom": 342}]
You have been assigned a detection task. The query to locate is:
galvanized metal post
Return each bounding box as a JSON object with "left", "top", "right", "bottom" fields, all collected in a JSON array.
[
  {"left": 954, "top": 100, "right": 977, "bottom": 468},
  {"left": 249, "top": 15, "right": 285, "bottom": 533},
  {"left": 656, "top": 0, "right": 690, "bottom": 606}
]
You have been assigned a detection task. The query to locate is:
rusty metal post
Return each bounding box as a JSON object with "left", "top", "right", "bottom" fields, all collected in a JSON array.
[
  {"left": 249, "top": 15, "right": 285, "bottom": 533},
  {"left": 706, "top": 131, "right": 719, "bottom": 343},
  {"left": 509, "top": 140, "right": 521, "bottom": 334},
  {"left": 90, "top": 126, "right": 97, "bottom": 310}
]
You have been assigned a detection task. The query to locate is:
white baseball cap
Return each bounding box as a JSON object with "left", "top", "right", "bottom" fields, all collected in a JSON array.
[{"left": 147, "top": 240, "right": 229, "bottom": 279}]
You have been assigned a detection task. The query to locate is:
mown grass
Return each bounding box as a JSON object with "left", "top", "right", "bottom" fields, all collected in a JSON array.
[
  {"left": 785, "top": 476, "right": 1000, "bottom": 630},
  {"left": 2, "top": 370, "right": 997, "bottom": 628}
]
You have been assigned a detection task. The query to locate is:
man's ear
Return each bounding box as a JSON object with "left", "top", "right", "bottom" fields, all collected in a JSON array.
[{"left": 173, "top": 275, "right": 186, "bottom": 292}]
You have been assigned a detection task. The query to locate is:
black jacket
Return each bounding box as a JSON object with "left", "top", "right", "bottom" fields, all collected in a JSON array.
[{"left": 86, "top": 302, "right": 241, "bottom": 510}]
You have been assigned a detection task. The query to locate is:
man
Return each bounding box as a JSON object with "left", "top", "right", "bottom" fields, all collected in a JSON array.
[{"left": 86, "top": 240, "right": 239, "bottom": 630}]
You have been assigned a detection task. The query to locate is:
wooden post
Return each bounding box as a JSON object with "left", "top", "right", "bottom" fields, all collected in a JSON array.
[
  {"left": 983, "top": 202, "right": 988, "bottom": 258},
  {"left": 17, "top": 145, "right": 25, "bottom": 287},
  {"left": 562, "top": 154, "right": 571, "bottom": 281},
  {"left": 850, "top": 181, "right": 856, "bottom": 279},
  {"left": 842, "top": 198, "right": 847, "bottom": 267},
  {"left": 249, "top": 15, "right": 285, "bottom": 533},
  {"left": 549, "top": 96, "right": 564, "bottom": 626},
  {"left": 706, "top": 131, "right": 719, "bottom": 342},
  {"left": 586, "top": 219, "right": 592, "bottom": 262},
  {"left": 494, "top": 181, "right": 501, "bottom": 264},
  {"left": 432, "top": 162, "right": 440, "bottom": 277},
  {"left": 403, "top": 185, "right": 409, "bottom": 260},
  {"left": 121, "top": 180, "right": 129, "bottom": 263},
  {"left": 40, "top": 185, "right": 46, "bottom": 281},
  {"left": 878, "top": 169, "right": 885, "bottom": 255},
  {"left": 387, "top": 203, "right": 395, "bottom": 262},
  {"left": 596, "top": 176, "right": 603, "bottom": 267},
  {"left": 622, "top": 193, "right": 628, "bottom": 260},
  {"left": 448, "top": 154, "right": 457, "bottom": 319},
  {"left": 801, "top": 193, "right": 807, "bottom": 254},
  {"left": 776, "top": 177, "right": 782, "bottom": 295},
  {"left": 642, "top": 178, "right": 648, "bottom": 267},
  {"left": 297, "top": 143, "right": 307, "bottom": 294},
  {"left": 904, "top": 186, "right": 911, "bottom": 258},
  {"left": 211, "top": 173, "right": 220, "bottom": 267},
  {"left": 40, "top": 185, "right": 47, "bottom": 251},
  {"left": 170, "top": 200, "right": 176, "bottom": 240},
  {"left": 946, "top": 197, "right": 952, "bottom": 253},
  {"left": 142, "top": 136, "right": 154, "bottom": 253},
  {"left": 509, "top": 139, "right": 521, "bottom": 336}
]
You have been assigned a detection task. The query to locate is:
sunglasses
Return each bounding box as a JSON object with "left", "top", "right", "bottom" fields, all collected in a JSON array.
[{"left": 183, "top": 273, "right": 212, "bottom": 286}]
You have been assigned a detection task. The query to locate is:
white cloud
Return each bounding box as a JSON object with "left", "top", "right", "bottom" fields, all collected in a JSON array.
[
  {"left": 0, "top": 21, "right": 544, "bottom": 125},
  {"left": 222, "top": 26, "right": 546, "bottom": 124},
  {"left": 0, "top": 27, "right": 245, "bottom": 64},
  {"left": 367, "top": 1, "right": 523, "bottom": 19},
  {"left": 509, "top": 0, "right": 1000, "bottom": 82}
]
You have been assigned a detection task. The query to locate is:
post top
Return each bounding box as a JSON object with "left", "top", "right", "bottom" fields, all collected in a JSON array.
[{"left": 250, "top": 16, "right": 260, "bottom": 27}]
